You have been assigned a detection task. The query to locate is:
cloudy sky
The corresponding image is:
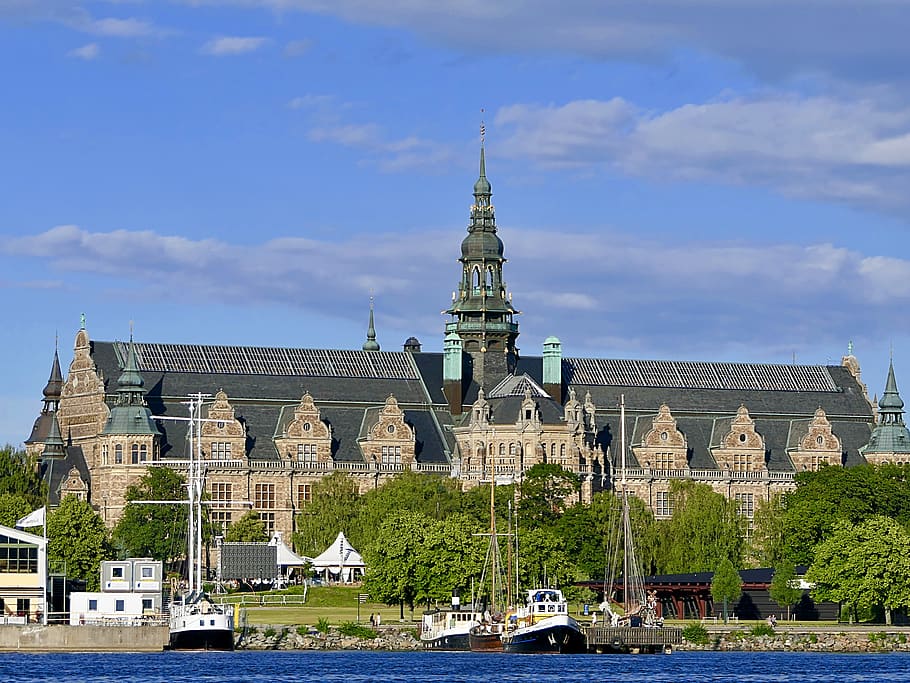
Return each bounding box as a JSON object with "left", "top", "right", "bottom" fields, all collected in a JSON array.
[{"left": 2, "top": 1, "right": 910, "bottom": 446}]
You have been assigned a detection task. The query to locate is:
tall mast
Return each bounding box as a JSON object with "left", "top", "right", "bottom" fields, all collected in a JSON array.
[{"left": 620, "top": 394, "right": 628, "bottom": 612}]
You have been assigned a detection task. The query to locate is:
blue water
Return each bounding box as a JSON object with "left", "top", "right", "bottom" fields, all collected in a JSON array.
[{"left": 1, "top": 650, "right": 909, "bottom": 682}]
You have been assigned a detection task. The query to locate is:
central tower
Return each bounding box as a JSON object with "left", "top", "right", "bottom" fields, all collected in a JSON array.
[{"left": 445, "top": 139, "right": 520, "bottom": 399}]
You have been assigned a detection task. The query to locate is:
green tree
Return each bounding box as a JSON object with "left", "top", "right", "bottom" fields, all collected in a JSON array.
[
  {"left": 113, "top": 467, "right": 188, "bottom": 563},
  {"left": 0, "top": 492, "right": 33, "bottom": 528},
  {"left": 362, "top": 510, "right": 429, "bottom": 618},
  {"left": 518, "top": 463, "right": 580, "bottom": 529},
  {"left": 769, "top": 561, "right": 803, "bottom": 620},
  {"left": 749, "top": 493, "right": 787, "bottom": 567},
  {"left": 224, "top": 510, "right": 268, "bottom": 543},
  {"left": 356, "top": 472, "right": 463, "bottom": 537},
  {"left": 0, "top": 445, "right": 47, "bottom": 508},
  {"left": 515, "top": 526, "right": 577, "bottom": 592},
  {"left": 711, "top": 558, "right": 742, "bottom": 623},
  {"left": 806, "top": 516, "right": 910, "bottom": 625},
  {"left": 557, "top": 491, "right": 658, "bottom": 580},
  {"left": 292, "top": 472, "right": 361, "bottom": 556},
  {"left": 780, "top": 464, "right": 910, "bottom": 565},
  {"left": 657, "top": 480, "right": 744, "bottom": 573},
  {"left": 47, "top": 495, "right": 109, "bottom": 590}
]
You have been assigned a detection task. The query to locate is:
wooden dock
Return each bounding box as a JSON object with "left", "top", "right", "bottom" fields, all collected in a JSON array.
[{"left": 583, "top": 626, "right": 683, "bottom": 654}]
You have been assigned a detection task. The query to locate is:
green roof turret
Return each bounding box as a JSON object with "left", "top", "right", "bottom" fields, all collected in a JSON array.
[{"left": 362, "top": 297, "right": 380, "bottom": 351}]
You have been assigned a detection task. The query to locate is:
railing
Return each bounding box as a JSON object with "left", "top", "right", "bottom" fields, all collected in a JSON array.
[{"left": 618, "top": 467, "right": 796, "bottom": 483}]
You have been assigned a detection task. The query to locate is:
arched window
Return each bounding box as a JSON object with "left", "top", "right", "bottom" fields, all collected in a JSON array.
[
  {"left": 499, "top": 443, "right": 505, "bottom": 456},
  {"left": 114, "top": 444, "right": 123, "bottom": 464},
  {"left": 131, "top": 443, "right": 139, "bottom": 464},
  {"left": 139, "top": 444, "right": 147, "bottom": 462},
  {"left": 472, "top": 267, "right": 481, "bottom": 293},
  {"left": 560, "top": 444, "right": 566, "bottom": 458},
  {"left": 509, "top": 443, "right": 518, "bottom": 456},
  {"left": 550, "top": 443, "right": 556, "bottom": 458}
]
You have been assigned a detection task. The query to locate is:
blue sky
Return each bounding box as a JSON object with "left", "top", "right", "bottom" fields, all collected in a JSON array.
[{"left": 3, "top": 1, "right": 910, "bottom": 447}]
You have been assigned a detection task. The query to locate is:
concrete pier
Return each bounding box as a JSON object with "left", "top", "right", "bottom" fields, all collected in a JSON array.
[{"left": 0, "top": 624, "right": 169, "bottom": 652}]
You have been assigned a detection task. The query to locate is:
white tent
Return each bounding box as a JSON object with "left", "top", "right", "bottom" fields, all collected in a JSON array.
[
  {"left": 311, "top": 531, "right": 365, "bottom": 583},
  {"left": 268, "top": 532, "right": 312, "bottom": 582}
]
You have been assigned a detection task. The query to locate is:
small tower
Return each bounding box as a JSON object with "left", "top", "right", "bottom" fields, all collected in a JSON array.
[
  {"left": 542, "top": 336, "right": 562, "bottom": 403},
  {"left": 444, "top": 131, "right": 520, "bottom": 391},
  {"left": 860, "top": 360, "right": 910, "bottom": 464},
  {"left": 25, "top": 346, "right": 66, "bottom": 457},
  {"left": 362, "top": 297, "right": 380, "bottom": 352},
  {"left": 100, "top": 333, "right": 160, "bottom": 445}
]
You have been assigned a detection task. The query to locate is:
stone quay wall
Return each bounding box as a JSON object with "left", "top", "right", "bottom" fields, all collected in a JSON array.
[{"left": 0, "top": 624, "right": 169, "bottom": 652}]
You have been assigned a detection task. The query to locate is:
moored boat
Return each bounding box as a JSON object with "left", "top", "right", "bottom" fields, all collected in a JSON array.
[
  {"left": 420, "top": 606, "right": 483, "bottom": 650},
  {"left": 501, "top": 588, "right": 586, "bottom": 654}
]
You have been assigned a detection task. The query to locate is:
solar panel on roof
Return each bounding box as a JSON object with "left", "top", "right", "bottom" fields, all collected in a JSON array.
[
  {"left": 566, "top": 358, "right": 838, "bottom": 392},
  {"left": 120, "top": 342, "right": 419, "bottom": 380}
]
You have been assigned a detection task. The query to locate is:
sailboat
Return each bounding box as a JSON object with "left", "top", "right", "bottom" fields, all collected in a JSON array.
[
  {"left": 168, "top": 393, "right": 235, "bottom": 651},
  {"left": 594, "top": 395, "right": 680, "bottom": 653},
  {"left": 468, "top": 453, "right": 509, "bottom": 651}
]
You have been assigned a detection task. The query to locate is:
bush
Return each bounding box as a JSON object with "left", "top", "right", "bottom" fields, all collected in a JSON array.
[
  {"left": 296, "top": 625, "right": 310, "bottom": 637},
  {"left": 337, "top": 621, "right": 378, "bottom": 639},
  {"left": 316, "top": 618, "right": 331, "bottom": 634},
  {"left": 682, "top": 623, "right": 709, "bottom": 645},
  {"left": 750, "top": 623, "right": 775, "bottom": 637},
  {"left": 263, "top": 627, "right": 277, "bottom": 638}
]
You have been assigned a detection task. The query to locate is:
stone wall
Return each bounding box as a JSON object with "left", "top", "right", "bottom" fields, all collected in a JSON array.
[{"left": 0, "top": 624, "right": 169, "bottom": 652}]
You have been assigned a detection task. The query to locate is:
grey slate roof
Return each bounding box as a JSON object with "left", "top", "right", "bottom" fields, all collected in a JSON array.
[
  {"left": 41, "top": 445, "right": 91, "bottom": 507},
  {"left": 87, "top": 340, "right": 874, "bottom": 473}
]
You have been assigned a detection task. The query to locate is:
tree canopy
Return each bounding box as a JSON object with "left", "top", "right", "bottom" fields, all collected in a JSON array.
[
  {"left": 711, "top": 558, "right": 743, "bottom": 623},
  {"left": 518, "top": 463, "right": 580, "bottom": 530},
  {"left": 0, "top": 445, "right": 47, "bottom": 508},
  {"left": 47, "top": 495, "right": 108, "bottom": 590},
  {"left": 780, "top": 464, "right": 910, "bottom": 565},
  {"left": 292, "top": 472, "right": 361, "bottom": 556},
  {"left": 657, "top": 480, "right": 744, "bottom": 573},
  {"left": 113, "top": 466, "right": 188, "bottom": 562},
  {"left": 805, "top": 515, "right": 910, "bottom": 625},
  {"left": 225, "top": 510, "right": 268, "bottom": 543},
  {"left": 769, "top": 561, "right": 803, "bottom": 619},
  {"left": 0, "top": 492, "right": 33, "bottom": 528}
]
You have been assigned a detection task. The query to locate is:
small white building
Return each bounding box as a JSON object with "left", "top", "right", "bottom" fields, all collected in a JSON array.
[
  {"left": 0, "top": 524, "right": 48, "bottom": 624},
  {"left": 69, "top": 558, "right": 163, "bottom": 625}
]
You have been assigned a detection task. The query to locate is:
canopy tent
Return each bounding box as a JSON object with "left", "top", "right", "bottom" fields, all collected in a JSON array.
[
  {"left": 311, "top": 532, "right": 365, "bottom": 583},
  {"left": 268, "top": 532, "right": 313, "bottom": 583}
]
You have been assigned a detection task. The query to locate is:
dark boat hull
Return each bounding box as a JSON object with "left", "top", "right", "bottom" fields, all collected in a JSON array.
[
  {"left": 169, "top": 627, "right": 235, "bottom": 651},
  {"left": 502, "top": 623, "right": 586, "bottom": 654},
  {"left": 421, "top": 632, "right": 471, "bottom": 650}
]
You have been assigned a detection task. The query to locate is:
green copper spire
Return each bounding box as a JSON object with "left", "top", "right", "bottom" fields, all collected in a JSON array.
[
  {"left": 444, "top": 132, "right": 519, "bottom": 388},
  {"left": 362, "top": 297, "right": 380, "bottom": 351},
  {"left": 102, "top": 330, "right": 160, "bottom": 436},
  {"left": 860, "top": 360, "right": 910, "bottom": 456}
]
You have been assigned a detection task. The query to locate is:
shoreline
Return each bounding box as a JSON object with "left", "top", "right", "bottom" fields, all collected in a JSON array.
[{"left": 2, "top": 623, "right": 909, "bottom": 653}]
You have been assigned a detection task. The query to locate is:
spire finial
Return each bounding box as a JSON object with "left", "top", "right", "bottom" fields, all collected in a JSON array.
[
  {"left": 480, "top": 108, "right": 485, "bottom": 147},
  {"left": 847, "top": 340, "right": 854, "bottom": 356},
  {"left": 80, "top": 312, "right": 86, "bottom": 330}
]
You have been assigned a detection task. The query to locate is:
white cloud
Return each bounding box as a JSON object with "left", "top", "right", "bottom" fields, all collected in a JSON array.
[
  {"left": 284, "top": 39, "right": 312, "bottom": 57},
  {"left": 68, "top": 43, "right": 100, "bottom": 60},
  {"left": 5, "top": 223, "right": 910, "bottom": 365},
  {"left": 180, "top": 1, "right": 910, "bottom": 84},
  {"left": 85, "top": 17, "right": 161, "bottom": 37},
  {"left": 200, "top": 36, "right": 268, "bottom": 56},
  {"left": 494, "top": 94, "right": 910, "bottom": 213}
]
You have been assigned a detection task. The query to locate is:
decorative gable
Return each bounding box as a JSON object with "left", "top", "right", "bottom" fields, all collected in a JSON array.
[
  {"left": 712, "top": 405, "right": 766, "bottom": 472},
  {"left": 59, "top": 466, "right": 89, "bottom": 502},
  {"left": 275, "top": 392, "right": 333, "bottom": 464},
  {"left": 201, "top": 390, "right": 246, "bottom": 461},
  {"left": 359, "top": 395, "right": 416, "bottom": 467},
  {"left": 634, "top": 404, "right": 688, "bottom": 471},
  {"left": 789, "top": 408, "right": 843, "bottom": 470}
]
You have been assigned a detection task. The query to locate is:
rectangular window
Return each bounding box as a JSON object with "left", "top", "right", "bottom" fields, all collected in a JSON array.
[
  {"left": 254, "top": 483, "right": 275, "bottom": 509},
  {"left": 733, "top": 453, "right": 753, "bottom": 471},
  {"left": 142, "top": 599, "right": 153, "bottom": 611},
  {"left": 654, "top": 452, "right": 674, "bottom": 470},
  {"left": 112, "top": 566, "right": 124, "bottom": 578},
  {"left": 296, "top": 444, "right": 318, "bottom": 463},
  {"left": 115, "top": 600, "right": 125, "bottom": 612},
  {"left": 211, "top": 442, "right": 232, "bottom": 460},
  {"left": 734, "top": 493, "right": 755, "bottom": 519},
  {"left": 88, "top": 599, "right": 98, "bottom": 611},
  {"left": 0, "top": 538, "right": 39, "bottom": 573},
  {"left": 210, "top": 511, "right": 232, "bottom": 533},
  {"left": 297, "top": 483, "right": 312, "bottom": 508},
  {"left": 141, "top": 566, "right": 153, "bottom": 578},
  {"left": 656, "top": 491, "right": 673, "bottom": 517},
  {"left": 258, "top": 512, "right": 275, "bottom": 535}
]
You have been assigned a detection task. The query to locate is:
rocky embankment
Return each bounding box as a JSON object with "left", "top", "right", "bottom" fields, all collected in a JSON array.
[
  {"left": 240, "top": 625, "right": 421, "bottom": 651},
  {"left": 240, "top": 624, "right": 910, "bottom": 653},
  {"left": 681, "top": 629, "right": 910, "bottom": 653}
]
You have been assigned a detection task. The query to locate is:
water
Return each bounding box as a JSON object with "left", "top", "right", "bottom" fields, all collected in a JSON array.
[{"left": 1, "top": 650, "right": 909, "bottom": 682}]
